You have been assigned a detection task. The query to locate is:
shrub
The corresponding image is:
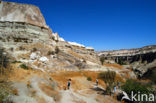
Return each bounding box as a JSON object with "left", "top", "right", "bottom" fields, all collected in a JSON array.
[
  {"left": 121, "top": 79, "right": 152, "bottom": 100},
  {"left": 87, "top": 77, "right": 92, "bottom": 81},
  {"left": 100, "top": 57, "right": 105, "bottom": 65},
  {"left": 47, "top": 51, "right": 55, "bottom": 55},
  {"left": 32, "top": 47, "right": 37, "bottom": 52},
  {"left": 20, "top": 64, "right": 28, "bottom": 70},
  {"left": 98, "top": 71, "right": 116, "bottom": 95},
  {"left": 0, "top": 83, "right": 13, "bottom": 103},
  {"left": 0, "top": 49, "right": 9, "bottom": 69},
  {"left": 98, "top": 71, "right": 116, "bottom": 84},
  {"left": 106, "top": 86, "right": 112, "bottom": 95},
  {"left": 55, "top": 46, "right": 60, "bottom": 54},
  {"left": 0, "top": 49, "right": 10, "bottom": 75},
  {"left": 12, "top": 60, "right": 21, "bottom": 64}
]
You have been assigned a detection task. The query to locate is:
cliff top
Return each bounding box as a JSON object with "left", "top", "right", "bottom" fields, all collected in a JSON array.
[{"left": 0, "top": 1, "right": 48, "bottom": 28}]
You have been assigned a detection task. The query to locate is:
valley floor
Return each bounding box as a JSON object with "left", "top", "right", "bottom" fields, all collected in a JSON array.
[{"left": 0, "top": 64, "right": 127, "bottom": 103}]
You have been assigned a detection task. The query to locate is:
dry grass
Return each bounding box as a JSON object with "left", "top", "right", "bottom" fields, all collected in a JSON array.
[
  {"left": 8, "top": 68, "right": 32, "bottom": 82},
  {"left": 8, "top": 63, "right": 44, "bottom": 82},
  {"left": 115, "top": 73, "right": 125, "bottom": 82},
  {"left": 50, "top": 71, "right": 107, "bottom": 90},
  {"left": 104, "top": 64, "right": 123, "bottom": 69}
]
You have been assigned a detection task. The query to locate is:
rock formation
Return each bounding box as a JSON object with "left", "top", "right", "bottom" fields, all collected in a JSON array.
[
  {"left": 98, "top": 45, "right": 156, "bottom": 77},
  {"left": 0, "top": 1, "right": 100, "bottom": 71},
  {"left": 0, "top": 1, "right": 47, "bottom": 28}
]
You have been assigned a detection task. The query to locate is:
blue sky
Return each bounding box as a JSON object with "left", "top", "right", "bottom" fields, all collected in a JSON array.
[{"left": 3, "top": 0, "right": 156, "bottom": 51}]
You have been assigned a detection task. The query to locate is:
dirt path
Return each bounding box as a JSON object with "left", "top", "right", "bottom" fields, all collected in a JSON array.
[{"left": 60, "top": 89, "right": 98, "bottom": 103}]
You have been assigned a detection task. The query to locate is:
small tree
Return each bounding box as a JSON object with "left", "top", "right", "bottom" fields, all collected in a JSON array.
[
  {"left": 0, "top": 49, "right": 9, "bottom": 75},
  {"left": 100, "top": 57, "right": 105, "bottom": 65},
  {"left": 98, "top": 71, "right": 116, "bottom": 95}
]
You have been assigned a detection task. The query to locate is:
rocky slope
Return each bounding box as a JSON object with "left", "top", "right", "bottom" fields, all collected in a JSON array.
[
  {"left": 0, "top": 1, "right": 100, "bottom": 72},
  {"left": 0, "top": 1, "right": 139, "bottom": 103},
  {"left": 98, "top": 45, "right": 156, "bottom": 77}
]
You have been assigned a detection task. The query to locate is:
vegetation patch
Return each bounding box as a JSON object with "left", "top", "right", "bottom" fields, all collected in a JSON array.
[
  {"left": 100, "top": 57, "right": 105, "bottom": 65},
  {"left": 47, "top": 50, "right": 55, "bottom": 55},
  {"left": 20, "top": 64, "right": 29, "bottom": 70},
  {"left": 121, "top": 79, "right": 153, "bottom": 98},
  {"left": 98, "top": 71, "right": 116, "bottom": 95},
  {"left": 87, "top": 77, "right": 92, "bottom": 81},
  {"left": 0, "top": 82, "right": 13, "bottom": 103}
]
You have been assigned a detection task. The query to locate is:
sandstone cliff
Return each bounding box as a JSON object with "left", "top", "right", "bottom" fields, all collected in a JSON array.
[
  {"left": 98, "top": 45, "right": 156, "bottom": 77},
  {"left": 0, "top": 1, "right": 100, "bottom": 72},
  {"left": 0, "top": 1, "right": 47, "bottom": 28}
]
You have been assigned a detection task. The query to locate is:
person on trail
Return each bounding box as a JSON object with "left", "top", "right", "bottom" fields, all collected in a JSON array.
[
  {"left": 96, "top": 79, "right": 98, "bottom": 86},
  {"left": 113, "top": 85, "right": 117, "bottom": 96},
  {"left": 67, "top": 79, "right": 71, "bottom": 89},
  {"left": 118, "top": 82, "right": 120, "bottom": 89}
]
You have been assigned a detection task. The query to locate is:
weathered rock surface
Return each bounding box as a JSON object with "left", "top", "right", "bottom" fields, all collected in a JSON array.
[
  {"left": 0, "top": 1, "right": 100, "bottom": 71},
  {"left": 0, "top": 1, "right": 47, "bottom": 28},
  {"left": 98, "top": 45, "right": 156, "bottom": 77}
]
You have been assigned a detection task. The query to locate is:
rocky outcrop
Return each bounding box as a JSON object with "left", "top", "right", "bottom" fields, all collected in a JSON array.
[
  {"left": 98, "top": 45, "right": 156, "bottom": 77},
  {"left": 98, "top": 45, "right": 156, "bottom": 64},
  {"left": 0, "top": 1, "right": 100, "bottom": 71},
  {"left": 0, "top": 1, "right": 52, "bottom": 52},
  {"left": 0, "top": 1, "right": 47, "bottom": 28}
]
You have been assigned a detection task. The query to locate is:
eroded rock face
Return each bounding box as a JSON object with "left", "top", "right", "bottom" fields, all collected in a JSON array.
[
  {"left": 0, "top": 1, "right": 47, "bottom": 28},
  {"left": 0, "top": 1, "right": 51, "bottom": 51},
  {"left": 0, "top": 1, "right": 100, "bottom": 71},
  {"left": 98, "top": 45, "right": 156, "bottom": 77}
]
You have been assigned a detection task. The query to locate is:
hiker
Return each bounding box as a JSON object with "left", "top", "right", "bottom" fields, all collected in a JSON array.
[
  {"left": 96, "top": 79, "right": 98, "bottom": 86},
  {"left": 113, "top": 85, "right": 117, "bottom": 96},
  {"left": 118, "top": 82, "right": 120, "bottom": 89},
  {"left": 67, "top": 79, "right": 71, "bottom": 89}
]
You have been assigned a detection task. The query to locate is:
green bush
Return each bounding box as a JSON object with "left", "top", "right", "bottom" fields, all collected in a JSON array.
[
  {"left": 12, "top": 60, "right": 21, "bottom": 64},
  {"left": 20, "top": 64, "right": 28, "bottom": 70},
  {"left": 121, "top": 79, "right": 152, "bottom": 100},
  {"left": 106, "top": 86, "right": 112, "bottom": 95},
  {"left": 87, "top": 77, "right": 92, "bottom": 81},
  {"left": 100, "top": 57, "right": 105, "bottom": 65}
]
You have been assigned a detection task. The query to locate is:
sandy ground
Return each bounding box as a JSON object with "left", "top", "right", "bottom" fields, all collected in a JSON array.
[{"left": 6, "top": 65, "right": 126, "bottom": 103}]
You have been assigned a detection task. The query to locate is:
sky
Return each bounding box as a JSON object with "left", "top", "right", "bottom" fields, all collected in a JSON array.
[{"left": 3, "top": 0, "right": 156, "bottom": 51}]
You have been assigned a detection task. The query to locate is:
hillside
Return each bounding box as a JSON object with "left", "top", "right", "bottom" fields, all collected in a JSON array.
[
  {"left": 98, "top": 45, "right": 156, "bottom": 78},
  {"left": 0, "top": 1, "right": 155, "bottom": 103}
]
